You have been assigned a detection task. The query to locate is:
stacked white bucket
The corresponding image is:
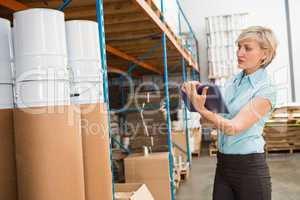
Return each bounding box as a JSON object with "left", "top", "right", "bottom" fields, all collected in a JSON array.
[
  {"left": 0, "top": 18, "right": 14, "bottom": 109},
  {"left": 13, "top": 9, "right": 70, "bottom": 108},
  {"left": 65, "top": 20, "right": 103, "bottom": 105}
]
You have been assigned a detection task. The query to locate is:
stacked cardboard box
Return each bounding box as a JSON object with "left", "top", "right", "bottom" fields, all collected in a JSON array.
[
  {"left": 209, "top": 129, "right": 218, "bottom": 156},
  {"left": 264, "top": 105, "right": 300, "bottom": 154},
  {"left": 112, "top": 149, "right": 127, "bottom": 183},
  {"left": 124, "top": 152, "right": 171, "bottom": 200},
  {"left": 171, "top": 128, "right": 202, "bottom": 165},
  {"left": 126, "top": 109, "right": 169, "bottom": 153},
  {"left": 190, "top": 128, "right": 202, "bottom": 156},
  {"left": 124, "top": 88, "right": 182, "bottom": 153},
  {"left": 115, "top": 183, "right": 154, "bottom": 200},
  {"left": 111, "top": 112, "right": 120, "bottom": 136},
  {"left": 172, "top": 130, "right": 189, "bottom": 162}
]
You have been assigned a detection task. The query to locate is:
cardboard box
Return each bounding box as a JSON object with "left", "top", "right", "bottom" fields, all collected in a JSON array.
[
  {"left": 172, "top": 131, "right": 189, "bottom": 161},
  {"left": 14, "top": 105, "right": 85, "bottom": 200},
  {"left": 115, "top": 183, "right": 154, "bottom": 200},
  {"left": 190, "top": 128, "right": 202, "bottom": 154},
  {"left": 80, "top": 103, "right": 113, "bottom": 200},
  {"left": 172, "top": 128, "right": 202, "bottom": 157},
  {"left": 0, "top": 109, "right": 17, "bottom": 200},
  {"left": 124, "top": 152, "right": 171, "bottom": 200}
]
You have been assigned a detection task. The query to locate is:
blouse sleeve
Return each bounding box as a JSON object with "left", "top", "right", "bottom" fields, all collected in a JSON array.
[{"left": 254, "top": 84, "right": 277, "bottom": 111}]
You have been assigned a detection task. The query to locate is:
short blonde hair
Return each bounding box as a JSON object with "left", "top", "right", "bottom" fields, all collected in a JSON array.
[{"left": 236, "top": 26, "right": 278, "bottom": 68}]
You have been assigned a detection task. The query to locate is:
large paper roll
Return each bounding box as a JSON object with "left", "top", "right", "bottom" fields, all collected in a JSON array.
[
  {"left": 0, "top": 109, "right": 17, "bottom": 200},
  {"left": 80, "top": 103, "right": 113, "bottom": 200},
  {"left": 14, "top": 105, "right": 85, "bottom": 200}
]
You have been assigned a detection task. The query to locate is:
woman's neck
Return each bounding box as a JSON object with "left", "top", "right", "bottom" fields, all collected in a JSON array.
[{"left": 244, "top": 66, "right": 262, "bottom": 75}]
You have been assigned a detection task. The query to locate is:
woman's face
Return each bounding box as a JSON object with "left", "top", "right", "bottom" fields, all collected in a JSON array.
[{"left": 237, "top": 38, "right": 266, "bottom": 73}]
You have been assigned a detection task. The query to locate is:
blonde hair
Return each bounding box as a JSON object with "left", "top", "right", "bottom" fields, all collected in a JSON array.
[{"left": 236, "top": 26, "right": 278, "bottom": 68}]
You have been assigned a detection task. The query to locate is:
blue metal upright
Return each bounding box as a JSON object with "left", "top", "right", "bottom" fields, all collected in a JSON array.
[
  {"left": 58, "top": 0, "right": 72, "bottom": 11},
  {"left": 95, "top": 0, "right": 115, "bottom": 199},
  {"left": 177, "top": 0, "right": 192, "bottom": 168},
  {"left": 191, "top": 68, "right": 196, "bottom": 80},
  {"left": 181, "top": 58, "right": 192, "bottom": 167},
  {"left": 160, "top": 1, "right": 175, "bottom": 200}
]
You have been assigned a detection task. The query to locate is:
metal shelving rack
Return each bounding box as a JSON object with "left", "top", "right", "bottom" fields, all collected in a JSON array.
[
  {"left": 95, "top": 0, "right": 116, "bottom": 199},
  {"left": 0, "top": 0, "right": 199, "bottom": 199}
]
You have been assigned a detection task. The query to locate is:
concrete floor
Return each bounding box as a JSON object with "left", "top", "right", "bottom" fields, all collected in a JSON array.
[{"left": 176, "top": 149, "right": 300, "bottom": 200}]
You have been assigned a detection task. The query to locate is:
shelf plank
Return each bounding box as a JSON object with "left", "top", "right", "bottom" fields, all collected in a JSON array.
[{"left": 0, "top": 0, "right": 28, "bottom": 11}]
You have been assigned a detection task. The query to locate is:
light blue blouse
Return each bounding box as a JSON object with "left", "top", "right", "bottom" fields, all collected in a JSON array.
[{"left": 218, "top": 68, "right": 277, "bottom": 154}]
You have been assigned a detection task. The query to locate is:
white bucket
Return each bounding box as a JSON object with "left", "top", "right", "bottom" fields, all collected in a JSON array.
[
  {"left": 0, "top": 84, "right": 14, "bottom": 109},
  {"left": 122, "top": 136, "right": 130, "bottom": 149},
  {"left": 189, "top": 137, "right": 195, "bottom": 153},
  {"left": 69, "top": 61, "right": 102, "bottom": 82},
  {"left": 15, "top": 80, "right": 70, "bottom": 108},
  {"left": 13, "top": 8, "right": 68, "bottom": 81},
  {"left": 0, "top": 18, "right": 13, "bottom": 84},
  {"left": 70, "top": 81, "right": 104, "bottom": 105},
  {"left": 65, "top": 20, "right": 102, "bottom": 82}
]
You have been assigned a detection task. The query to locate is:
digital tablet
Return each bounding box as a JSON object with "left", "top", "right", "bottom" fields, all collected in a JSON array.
[{"left": 181, "top": 83, "right": 229, "bottom": 114}]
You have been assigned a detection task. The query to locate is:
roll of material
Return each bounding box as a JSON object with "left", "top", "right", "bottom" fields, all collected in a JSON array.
[
  {"left": 65, "top": 20, "right": 101, "bottom": 82},
  {"left": 71, "top": 81, "right": 104, "bottom": 105},
  {"left": 80, "top": 103, "right": 113, "bottom": 200},
  {"left": 13, "top": 8, "right": 68, "bottom": 81},
  {"left": 0, "top": 84, "right": 14, "bottom": 109},
  {"left": 0, "top": 18, "right": 13, "bottom": 84},
  {"left": 14, "top": 105, "right": 85, "bottom": 200},
  {"left": 0, "top": 109, "right": 17, "bottom": 200},
  {"left": 15, "top": 80, "right": 70, "bottom": 108}
]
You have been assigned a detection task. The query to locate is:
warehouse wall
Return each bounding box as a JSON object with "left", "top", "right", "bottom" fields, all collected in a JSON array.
[
  {"left": 289, "top": 0, "right": 300, "bottom": 102},
  {"left": 180, "top": 0, "right": 293, "bottom": 105}
]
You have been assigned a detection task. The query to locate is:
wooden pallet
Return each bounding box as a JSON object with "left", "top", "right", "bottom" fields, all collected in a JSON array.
[
  {"left": 209, "top": 144, "right": 218, "bottom": 157},
  {"left": 265, "top": 146, "right": 294, "bottom": 156},
  {"left": 173, "top": 167, "right": 181, "bottom": 194},
  {"left": 192, "top": 151, "right": 200, "bottom": 158},
  {"left": 180, "top": 164, "right": 190, "bottom": 181}
]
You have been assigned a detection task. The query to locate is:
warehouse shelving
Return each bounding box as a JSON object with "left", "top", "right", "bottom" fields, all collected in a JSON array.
[
  {"left": 0, "top": 0, "right": 198, "bottom": 74},
  {"left": 0, "top": 0, "right": 199, "bottom": 199}
]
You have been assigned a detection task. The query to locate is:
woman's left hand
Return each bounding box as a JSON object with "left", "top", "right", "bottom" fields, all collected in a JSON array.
[{"left": 181, "top": 82, "right": 208, "bottom": 113}]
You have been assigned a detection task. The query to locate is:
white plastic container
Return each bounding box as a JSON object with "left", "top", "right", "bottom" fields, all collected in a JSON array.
[
  {"left": 122, "top": 136, "right": 130, "bottom": 149},
  {"left": 15, "top": 80, "right": 70, "bottom": 108},
  {"left": 65, "top": 20, "right": 102, "bottom": 82},
  {"left": 0, "top": 84, "right": 14, "bottom": 109},
  {"left": 0, "top": 18, "right": 13, "bottom": 84},
  {"left": 70, "top": 81, "right": 104, "bottom": 105},
  {"left": 189, "top": 137, "right": 195, "bottom": 153},
  {"left": 13, "top": 8, "right": 68, "bottom": 81}
]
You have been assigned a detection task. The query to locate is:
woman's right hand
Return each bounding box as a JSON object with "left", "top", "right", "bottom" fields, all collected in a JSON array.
[
  {"left": 181, "top": 81, "right": 200, "bottom": 94},
  {"left": 181, "top": 81, "right": 208, "bottom": 113}
]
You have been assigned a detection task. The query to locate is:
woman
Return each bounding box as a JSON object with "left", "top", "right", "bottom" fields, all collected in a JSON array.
[{"left": 182, "top": 26, "right": 277, "bottom": 200}]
